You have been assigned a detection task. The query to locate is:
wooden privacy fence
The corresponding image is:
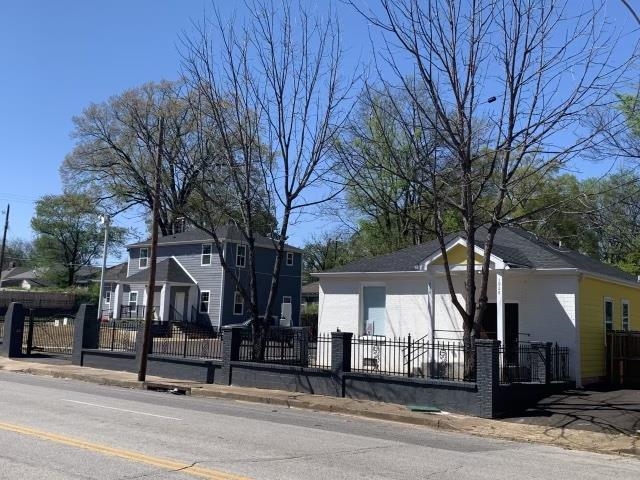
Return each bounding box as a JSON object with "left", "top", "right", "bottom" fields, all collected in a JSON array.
[{"left": 607, "top": 330, "right": 640, "bottom": 387}]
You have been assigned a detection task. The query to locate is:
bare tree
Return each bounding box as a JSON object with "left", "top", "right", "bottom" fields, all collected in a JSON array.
[
  {"left": 61, "top": 81, "right": 209, "bottom": 236},
  {"left": 354, "top": 0, "right": 636, "bottom": 374},
  {"left": 180, "top": 0, "right": 355, "bottom": 357}
]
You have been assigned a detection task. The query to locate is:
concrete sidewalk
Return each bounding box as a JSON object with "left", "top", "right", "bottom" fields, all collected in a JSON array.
[{"left": 0, "top": 357, "right": 638, "bottom": 458}]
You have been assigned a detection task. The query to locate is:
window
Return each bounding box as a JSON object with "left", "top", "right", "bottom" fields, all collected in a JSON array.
[
  {"left": 286, "top": 252, "right": 294, "bottom": 266},
  {"left": 139, "top": 248, "right": 149, "bottom": 268},
  {"left": 362, "top": 286, "right": 386, "bottom": 336},
  {"left": 234, "top": 291, "right": 244, "bottom": 315},
  {"left": 201, "top": 244, "right": 212, "bottom": 266},
  {"left": 282, "top": 296, "right": 291, "bottom": 304},
  {"left": 622, "top": 300, "right": 630, "bottom": 332},
  {"left": 128, "top": 291, "right": 138, "bottom": 310},
  {"left": 236, "top": 245, "right": 246, "bottom": 268},
  {"left": 604, "top": 298, "right": 613, "bottom": 331},
  {"left": 199, "top": 291, "right": 210, "bottom": 313},
  {"left": 104, "top": 291, "right": 111, "bottom": 305}
]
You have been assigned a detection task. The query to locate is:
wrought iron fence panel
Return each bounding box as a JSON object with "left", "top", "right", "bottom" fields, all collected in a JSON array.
[
  {"left": 308, "top": 333, "right": 332, "bottom": 369},
  {"left": 98, "top": 320, "right": 141, "bottom": 352},
  {"left": 24, "top": 314, "right": 75, "bottom": 355},
  {"left": 149, "top": 322, "right": 222, "bottom": 360},
  {"left": 350, "top": 336, "right": 473, "bottom": 382},
  {"left": 551, "top": 344, "right": 571, "bottom": 381}
]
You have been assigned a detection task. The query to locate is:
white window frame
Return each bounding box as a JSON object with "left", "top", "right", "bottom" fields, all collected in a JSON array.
[
  {"left": 104, "top": 291, "right": 111, "bottom": 305},
  {"left": 604, "top": 297, "right": 614, "bottom": 332},
  {"left": 282, "top": 296, "right": 292, "bottom": 304},
  {"left": 139, "top": 248, "right": 149, "bottom": 269},
  {"left": 128, "top": 291, "right": 138, "bottom": 310},
  {"left": 199, "top": 290, "right": 210, "bottom": 313},
  {"left": 236, "top": 245, "right": 246, "bottom": 268},
  {"left": 286, "top": 252, "right": 294, "bottom": 266},
  {"left": 201, "top": 244, "right": 212, "bottom": 266},
  {"left": 622, "top": 299, "right": 630, "bottom": 332},
  {"left": 233, "top": 291, "right": 244, "bottom": 315}
]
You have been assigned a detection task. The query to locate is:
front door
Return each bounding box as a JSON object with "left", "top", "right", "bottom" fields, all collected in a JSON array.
[
  {"left": 481, "top": 302, "right": 519, "bottom": 351},
  {"left": 174, "top": 291, "right": 185, "bottom": 322}
]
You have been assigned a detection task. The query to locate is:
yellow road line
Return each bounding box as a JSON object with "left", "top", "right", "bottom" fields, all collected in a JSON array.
[{"left": 0, "top": 421, "right": 251, "bottom": 480}]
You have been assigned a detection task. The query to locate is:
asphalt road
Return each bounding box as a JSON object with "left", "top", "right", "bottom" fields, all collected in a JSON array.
[{"left": 0, "top": 371, "right": 638, "bottom": 479}]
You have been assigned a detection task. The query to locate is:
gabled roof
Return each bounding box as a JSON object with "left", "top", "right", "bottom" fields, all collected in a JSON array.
[
  {"left": 103, "top": 262, "right": 128, "bottom": 282},
  {"left": 124, "top": 258, "right": 195, "bottom": 284},
  {"left": 319, "top": 227, "right": 637, "bottom": 284},
  {"left": 127, "top": 225, "right": 301, "bottom": 252}
]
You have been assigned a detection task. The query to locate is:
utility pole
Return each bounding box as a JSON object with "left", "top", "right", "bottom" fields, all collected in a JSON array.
[
  {"left": 0, "top": 204, "right": 9, "bottom": 289},
  {"left": 97, "top": 215, "right": 110, "bottom": 320},
  {"left": 137, "top": 118, "right": 164, "bottom": 382}
]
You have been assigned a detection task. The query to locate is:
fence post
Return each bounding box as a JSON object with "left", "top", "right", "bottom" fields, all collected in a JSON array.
[
  {"left": 293, "top": 327, "right": 309, "bottom": 367},
  {"left": 475, "top": 339, "right": 500, "bottom": 418},
  {"left": 216, "top": 326, "right": 243, "bottom": 385},
  {"left": 331, "top": 331, "right": 353, "bottom": 397},
  {"left": 407, "top": 334, "right": 412, "bottom": 378},
  {"left": 25, "top": 310, "right": 35, "bottom": 356},
  {"left": 72, "top": 304, "right": 99, "bottom": 366},
  {"left": 1, "top": 302, "right": 25, "bottom": 358}
]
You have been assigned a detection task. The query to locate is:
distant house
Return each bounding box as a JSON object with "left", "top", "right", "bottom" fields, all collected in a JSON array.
[
  {"left": 316, "top": 226, "right": 640, "bottom": 387},
  {"left": 301, "top": 281, "right": 319, "bottom": 312},
  {"left": 1, "top": 265, "right": 101, "bottom": 290},
  {"left": 1, "top": 267, "right": 50, "bottom": 289},
  {"left": 109, "top": 227, "right": 303, "bottom": 330}
]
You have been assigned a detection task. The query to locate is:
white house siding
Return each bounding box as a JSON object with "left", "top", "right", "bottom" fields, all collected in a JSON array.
[
  {"left": 318, "top": 278, "right": 360, "bottom": 333},
  {"left": 318, "top": 275, "right": 429, "bottom": 337},
  {"left": 319, "top": 270, "right": 579, "bottom": 379}
]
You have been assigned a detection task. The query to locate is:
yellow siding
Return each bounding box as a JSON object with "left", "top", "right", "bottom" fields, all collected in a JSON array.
[
  {"left": 432, "top": 244, "right": 484, "bottom": 265},
  {"left": 579, "top": 276, "right": 640, "bottom": 382}
]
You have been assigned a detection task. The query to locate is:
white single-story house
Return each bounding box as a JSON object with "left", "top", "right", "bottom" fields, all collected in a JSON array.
[{"left": 315, "top": 227, "right": 640, "bottom": 387}]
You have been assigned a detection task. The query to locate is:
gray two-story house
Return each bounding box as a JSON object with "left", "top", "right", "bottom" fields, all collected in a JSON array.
[{"left": 108, "top": 226, "right": 303, "bottom": 330}]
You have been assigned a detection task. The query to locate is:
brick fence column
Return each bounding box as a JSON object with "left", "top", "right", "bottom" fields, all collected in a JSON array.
[
  {"left": 331, "top": 331, "right": 353, "bottom": 397},
  {"left": 1, "top": 302, "right": 25, "bottom": 358},
  {"left": 293, "top": 327, "right": 309, "bottom": 367},
  {"left": 475, "top": 339, "right": 500, "bottom": 418},
  {"left": 72, "top": 304, "right": 99, "bottom": 366},
  {"left": 216, "top": 326, "right": 243, "bottom": 385}
]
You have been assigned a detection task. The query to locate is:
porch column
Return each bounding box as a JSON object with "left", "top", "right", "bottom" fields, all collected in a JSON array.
[
  {"left": 160, "top": 283, "right": 170, "bottom": 322},
  {"left": 496, "top": 271, "right": 505, "bottom": 347},
  {"left": 113, "top": 284, "right": 123, "bottom": 320}
]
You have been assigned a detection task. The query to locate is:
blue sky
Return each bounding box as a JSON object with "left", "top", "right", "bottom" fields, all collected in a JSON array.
[
  {"left": 0, "top": 1, "right": 638, "bottom": 264},
  {"left": 0, "top": 1, "right": 370, "bottom": 262}
]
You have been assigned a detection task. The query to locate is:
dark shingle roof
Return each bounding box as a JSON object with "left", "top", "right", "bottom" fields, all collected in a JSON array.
[
  {"left": 103, "top": 262, "right": 128, "bottom": 282},
  {"left": 127, "top": 225, "right": 300, "bottom": 251},
  {"left": 322, "top": 227, "right": 637, "bottom": 283},
  {"left": 124, "top": 258, "right": 194, "bottom": 284}
]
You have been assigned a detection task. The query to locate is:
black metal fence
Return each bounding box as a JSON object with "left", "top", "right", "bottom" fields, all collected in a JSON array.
[
  {"left": 98, "top": 320, "right": 141, "bottom": 353},
  {"left": 308, "top": 333, "right": 331, "bottom": 369},
  {"left": 151, "top": 322, "right": 222, "bottom": 360},
  {"left": 351, "top": 335, "right": 474, "bottom": 382},
  {"left": 500, "top": 343, "right": 571, "bottom": 384},
  {"left": 238, "top": 328, "right": 311, "bottom": 366},
  {"left": 550, "top": 344, "right": 571, "bottom": 382},
  {"left": 119, "top": 305, "right": 146, "bottom": 320},
  {"left": 23, "top": 313, "right": 76, "bottom": 355}
]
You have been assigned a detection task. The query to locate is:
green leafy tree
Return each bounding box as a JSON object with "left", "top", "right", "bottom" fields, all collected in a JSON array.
[{"left": 31, "top": 193, "right": 127, "bottom": 287}]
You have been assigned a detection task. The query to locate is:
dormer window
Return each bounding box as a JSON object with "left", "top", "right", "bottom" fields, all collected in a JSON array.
[
  {"left": 139, "top": 248, "right": 149, "bottom": 269},
  {"left": 201, "top": 244, "right": 212, "bottom": 266},
  {"left": 236, "top": 245, "right": 246, "bottom": 268},
  {"left": 286, "top": 252, "right": 294, "bottom": 266}
]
